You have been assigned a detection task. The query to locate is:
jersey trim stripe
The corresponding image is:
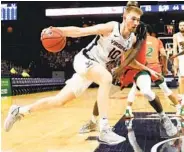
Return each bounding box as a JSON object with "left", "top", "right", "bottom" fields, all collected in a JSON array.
[
  {"left": 82, "top": 35, "right": 100, "bottom": 61},
  {"left": 118, "top": 23, "right": 121, "bottom": 35}
]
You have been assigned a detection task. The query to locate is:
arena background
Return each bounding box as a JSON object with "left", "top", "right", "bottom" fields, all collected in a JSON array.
[
  {"left": 1, "top": 2, "right": 184, "bottom": 152},
  {"left": 1, "top": 1, "right": 184, "bottom": 96}
]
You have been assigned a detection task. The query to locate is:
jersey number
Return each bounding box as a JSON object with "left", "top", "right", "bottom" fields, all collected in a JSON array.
[
  {"left": 108, "top": 48, "right": 121, "bottom": 60},
  {"left": 146, "top": 47, "right": 153, "bottom": 57}
]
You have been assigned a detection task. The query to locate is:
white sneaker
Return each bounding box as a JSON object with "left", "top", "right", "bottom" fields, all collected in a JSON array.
[
  {"left": 160, "top": 115, "right": 178, "bottom": 137},
  {"left": 98, "top": 125, "right": 126, "bottom": 145},
  {"left": 4, "top": 105, "right": 24, "bottom": 132}
]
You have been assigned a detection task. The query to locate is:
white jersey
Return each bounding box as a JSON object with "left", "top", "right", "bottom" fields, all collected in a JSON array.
[
  {"left": 175, "top": 32, "right": 184, "bottom": 76},
  {"left": 176, "top": 32, "right": 184, "bottom": 53},
  {"left": 81, "top": 21, "right": 135, "bottom": 66}
]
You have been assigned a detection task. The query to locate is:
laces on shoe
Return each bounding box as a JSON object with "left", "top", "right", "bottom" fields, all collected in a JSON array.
[
  {"left": 11, "top": 107, "right": 20, "bottom": 115},
  {"left": 103, "top": 126, "right": 115, "bottom": 133},
  {"left": 162, "top": 117, "right": 173, "bottom": 131},
  {"left": 81, "top": 120, "right": 95, "bottom": 129}
]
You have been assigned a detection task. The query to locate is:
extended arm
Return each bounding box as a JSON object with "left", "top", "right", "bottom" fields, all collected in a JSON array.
[
  {"left": 115, "top": 22, "right": 147, "bottom": 76},
  {"left": 160, "top": 47, "right": 168, "bottom": 75},
  {"left": 170, "top": 50, "right": 184, "bottom": 59},
  {"left": 128, "top": 59, "right": 162, "bottom": 79},
  {"left": 42, "top": 22, "right": 115, "bottom": 38}
]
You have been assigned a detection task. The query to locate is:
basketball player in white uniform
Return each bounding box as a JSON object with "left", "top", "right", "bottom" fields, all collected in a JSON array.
[
  {"left": 173, "top": 20, "right": 184, "bottom": 97},
  {"left": 79, "top": 27, "right": 178, "bottom": 137},
  {"left": 4, "top": 2, "right": 146, "bottom": 145}
]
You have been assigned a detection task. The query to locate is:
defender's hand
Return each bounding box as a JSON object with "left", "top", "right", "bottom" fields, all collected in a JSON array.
[
  {"left": 113, "top": 67, "right": 125, "bottom": 85},
  {"left": 135, "top": 22, "right": 147, "bottom": 41}
]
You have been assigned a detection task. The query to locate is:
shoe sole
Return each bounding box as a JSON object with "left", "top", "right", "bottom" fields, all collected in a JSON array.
[
  {"left": 79, "top": 129, "right": 97, "bottom": 134},
  {"left": 98, "top": 137, "right": 126, "bottom": 145}
]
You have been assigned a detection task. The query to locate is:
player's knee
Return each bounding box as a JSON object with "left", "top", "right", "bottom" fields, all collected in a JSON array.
[
  {"left": 141, "top": 89, "right": 155, "bottom": 101},
  {"left": 99, "top": 72, "right": 112, "bottom": 85}
]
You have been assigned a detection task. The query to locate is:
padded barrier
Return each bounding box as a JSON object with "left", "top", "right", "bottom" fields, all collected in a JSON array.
[{"left": 11, "top": 78, "right": 65, "bottom": 96}]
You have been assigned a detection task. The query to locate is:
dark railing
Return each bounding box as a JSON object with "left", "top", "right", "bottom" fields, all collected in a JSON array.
[{"left": 11, "top": 78, "right": 65, "bottom": 95}]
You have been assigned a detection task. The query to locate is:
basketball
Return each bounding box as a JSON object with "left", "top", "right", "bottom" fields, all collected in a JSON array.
[{"left": 41, "top": 27, "right": 66, "bottom": 53}]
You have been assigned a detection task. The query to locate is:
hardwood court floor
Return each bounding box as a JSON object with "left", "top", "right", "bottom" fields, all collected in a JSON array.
[{"left": 1, "top": 87, "right": 178, "bottom": 152}]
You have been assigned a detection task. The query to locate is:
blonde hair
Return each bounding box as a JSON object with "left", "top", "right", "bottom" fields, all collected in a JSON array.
[{"left": 124, "top": 1, "right": 143, "bottom": 16}]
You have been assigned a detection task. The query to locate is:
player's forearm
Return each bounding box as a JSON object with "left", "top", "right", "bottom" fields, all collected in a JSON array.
[
  {"left": 174, "top": 50, "right": 184, "bottom": 58},
  {"left": 120, "top": 39, "right": 144, "bottom": 69},
  {"left": 57, "top": 26, "right": 93, "bottom": 38},
  {"left": 56, "top": 22, "right": 113, "bottom": 38},
  {"left": 172, "top": 35, "right": 178, "bottom": 55},
  {"left": 130, "top": 60, "right": 151, "bottom": 71},
  {"left": 173, "top": 58, "right": 179, "bottom": 69},
  {"left": 172, "top": 46, "right": 179, "bottom": 66},
  {"left": 161, "top": 56, "right": 168, "bottom": 70}
]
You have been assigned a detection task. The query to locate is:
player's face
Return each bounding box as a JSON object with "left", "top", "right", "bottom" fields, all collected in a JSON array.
[
  {"left": 125, "top": 12, "right": 140, "bottom": 32},
  {"left": 179, "top": 22, "right": 184, "bottom": 33}
]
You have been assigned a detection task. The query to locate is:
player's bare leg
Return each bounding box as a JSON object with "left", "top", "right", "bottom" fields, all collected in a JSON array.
[
  {"left": 85, "top": 64, "right": 126, "bottom": 145},
  {"left": 123, "top": 83, "right": 137, "bottom": 118},
  {"left": 158, "top": 80, "right": 184, "bottom": 117},
  {"left": 4, "top": 84, "right": 76, "bottom": 132},
  {"left": 79, "top": 101, "right": 98, "bottom": 134},
  {"left": 79, "top": 85, "right": 120, "bottom": 133},
  {"left": 136, "top": 73, "right": 178, "bottom": 137}
]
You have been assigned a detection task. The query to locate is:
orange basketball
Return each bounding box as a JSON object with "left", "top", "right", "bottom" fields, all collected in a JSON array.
[{"left": 41, "top": 28, "right": 66, "bottom": 53}]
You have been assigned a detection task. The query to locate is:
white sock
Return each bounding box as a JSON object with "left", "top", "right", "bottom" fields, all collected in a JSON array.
[
  {"left": 99, "top": 118, "right": 108, "bottom": 132},
  {"left": 127, "top": 106, "right": 132, "bottom": 110},
  {"left": 19, "top": 106, "right": 31, "bottom": 115},
  {"left": 158, "top": 111, "right": 166, "bottom": 118},
  {"left": 176, "top": 104, "right": 181, "bottom": 110},
  {"left": 126, "top": 106, "right": 133, "bottom": 114},
  {"left": 91, "top": 115, "right": 97, "bottom": 124}
]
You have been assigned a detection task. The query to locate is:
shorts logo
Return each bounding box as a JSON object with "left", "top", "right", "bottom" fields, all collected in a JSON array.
[{"left": 85, "top": 60, "right": 93, "bottom": 68}]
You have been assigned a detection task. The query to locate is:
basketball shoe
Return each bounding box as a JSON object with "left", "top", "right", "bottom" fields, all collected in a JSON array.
[
  {"left": 98, "top": 125, "right": 126, "bottom": 145},
  {"left": 79, "top": 120, "right": 98, "bottom": 134},
  {"left": 4, "top": 105, "right": 23, "bottom": 132},
  {"left": 160, "top": 115, "right": 178, "bottom": 137}
]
